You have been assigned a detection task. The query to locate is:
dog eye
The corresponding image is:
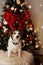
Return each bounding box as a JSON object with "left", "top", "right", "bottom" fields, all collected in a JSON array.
[
  {"left": 14, "top": 32, "right": 16, "bottom": 34},
  {"left": 18, "top": 33, "right": 20, "bottom": 35}
]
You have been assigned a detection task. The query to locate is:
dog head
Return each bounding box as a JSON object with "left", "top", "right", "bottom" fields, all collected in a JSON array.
[{"left": 11, "top": 30, "right": 21, "bottom": 43}]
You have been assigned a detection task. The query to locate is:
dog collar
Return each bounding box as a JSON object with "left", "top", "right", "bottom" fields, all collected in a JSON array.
[{"left": 12, "top": 42, "right": 18, "bottom": 45}]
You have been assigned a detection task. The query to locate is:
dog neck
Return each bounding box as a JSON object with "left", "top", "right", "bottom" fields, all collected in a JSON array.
[
  {"left": 12, "top": 41, "right": 18, "bottom": 45},
  {"left": 11, "top": 34, "right": 19, "bottom": 45}
]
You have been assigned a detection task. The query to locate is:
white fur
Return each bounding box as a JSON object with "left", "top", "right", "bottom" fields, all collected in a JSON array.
[{"left": 7, "top": 30, "right": 21, "bottom": 57}]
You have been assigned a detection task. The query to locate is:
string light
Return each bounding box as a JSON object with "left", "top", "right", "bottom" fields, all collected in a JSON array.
[
  {"left": 40, "top": 4, "right": 43, "bottom": 7},
  {"left": 28, "top": 5, "right": 32, "bottom": 9},
  {"left": 6, "top": 5, "right": 9, "bottom": 8},
  {"left": 27, "top": 35, "right": 29, "bottom": 37},
  {"left": 41, "top": 26, "right": 43, "bottom": 29},
  {"left": 11, "top": 7, "right": 14, "bottom": 11},
  {"left": 2, "top": 1, "right": 5, "bottom": 4}
]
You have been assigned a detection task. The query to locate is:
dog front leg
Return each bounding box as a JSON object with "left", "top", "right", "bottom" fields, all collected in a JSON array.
[
  {"left": 8, "top": 49, "right": 11, "bottom": 57},
  {"left": 18, "top": 49, "right": 21, "bottom": 57}
]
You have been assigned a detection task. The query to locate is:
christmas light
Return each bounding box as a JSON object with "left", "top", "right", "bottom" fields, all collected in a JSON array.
[
  {"left": 29, "top": 27, "right": 33, "bottom": 30},
  {"left": 39, "top": 41, "right": 41, "bottom": 44},
  {"left": 35, "top": 44, "right": 39, "bottom": 48},
  {"left": 27, "top": 35, "right": 29, "bottom": 37},
  {"left": 40, "top": 4, "right": 43, "bottom": 7},
  {"left": 41, "top": 26, "right": 43, "bottom": 29},
  {"left": 11, "top": 7, "right": 14, "bottom": 11},
  {"left": 22, "top": 40, "right": 25, "bottom": 43},
  {"left": 0, "top": 43, "right": 1, "bottom": 44},
  {"left": 16, "top": 0, "right": 20, "bottom": 4},
  {"left": 30, "top": 24, "right": 32, "bottom": 27},
  {"left": 21, "top": 2, "right": 27, "bottom": 7},
  {"left": 6, "top": 5, "right": 9, "bottom": 8},
  {"left": 28, "top": 5, "right": 32, "bottom": 9},
  {"left": 25, "top": 21, "right": 28, "bottom": 24},
  {"left": 14, "top": 8, "right": 17, "bottom": 12},
  {"left": 29, "top": 41, "right": 32, "bottom": 44},
  {"left": 3, "top": 26, "right": 8, "bottom": 33},
  {"left": 26, "top": 43, "right": 29, "bottom": 46},
  {"left": 26, "top": 29, "right": 29, "bottom": 31},
  {"left": 20, "top": 9, "right": 23, "bottom": 12},
  {"left": 2, "top": 1, "right": 5, "bottom": 4},
  {"left": 35, "top": 38, "right": 37, "bottom": 40},
  {"left": 34, "top": 30, "right": 37, "bottom": 33},
  {"left": 3, "top": 19, "right": 8, "bottom": 25},
  {"left": 42, "top": 46, "right": 43, "bottom": 48}
]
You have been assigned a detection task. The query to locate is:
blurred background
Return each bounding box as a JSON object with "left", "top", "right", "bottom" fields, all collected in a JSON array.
[{"left": 0, "top": 0, "right": 43, "bottom": 46}]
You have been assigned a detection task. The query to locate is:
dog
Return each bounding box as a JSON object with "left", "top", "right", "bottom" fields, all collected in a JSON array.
[{"left": 7, "top": 30, "right": 21, "bottom": 57}]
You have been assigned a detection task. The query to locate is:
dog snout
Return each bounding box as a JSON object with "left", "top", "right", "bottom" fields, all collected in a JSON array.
[{"left": 16, "top": 35, "right": 19, "bottom": 38}]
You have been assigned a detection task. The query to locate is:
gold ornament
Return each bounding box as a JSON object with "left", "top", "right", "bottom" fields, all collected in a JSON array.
[
  {"left": 21, "top": 2, "right": 26, "bottom": 7},
  {"left": 34, "top": 27, "right": 39, "bottom": 33},
  {"left": 16, "top": 0, "right": 20, "bottom": 4},
  {"left": 14, "top": 8, "right": 17, "bottom": 12}
]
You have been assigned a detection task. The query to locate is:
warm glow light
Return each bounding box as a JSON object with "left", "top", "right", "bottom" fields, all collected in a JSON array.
[
  {"left": 40, "top": 4, "right": 43, "bottom": 7},
  {"left": 34, "top": 30, "right": 37, "bottom": 33},
  {"left": 2, "top": 1, "right": 5, "bottom": 4},
  {"left": 6, "top": 5, "right": 9, "bottom": 8},
  {"left": 41, "top": 26, "right": 43, "bottom": 29},
  {"left": 28, "top": 5, "right": 32, "bottom": 9}
]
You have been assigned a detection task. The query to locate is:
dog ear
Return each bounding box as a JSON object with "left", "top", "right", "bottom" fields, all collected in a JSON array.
[{"left": 10, "top": 31, "right": 13, "bottom": 35}]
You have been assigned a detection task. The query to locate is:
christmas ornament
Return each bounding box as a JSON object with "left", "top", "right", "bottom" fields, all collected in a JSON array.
[
  {"left": 25, "top": 21, "right": 28, "bottom": 24},
  {"left": 20, "top": 9, "right": 23, "bottom": 12},
  {"left": 29, "top": 27, "right": 33, "bottom": 31},
  {"left": 6, "top": 8, "right": 10, "bottom": 12},
  {"left": 27, "top": 35, "right": 29, "bottom": 37},
  {"left": 16, "top": 0, "right": 20, "bottom": 4},
  {"left": 26, "top": 43, "right": 29, "bottom": 46},
  {"left": 3, "top": 26, "right": 8, "bottom": 33},
  {"left": 11, "top": 7, "right": 14, "bottom": 11},
  {"left": 21, "top": 2, "right": 26, "bottom": 7},
  {"left": 29, "top": 41, "right": 32, "bottom": 44},
  {"left": 22, "top": 40, "right": 25, "bottom": 43},
  {"left": 35, "top": 38, "right": 37, "bottom": 40},
  {"left": 39, "top": 41, "right": 41, "bottom": 44},
  {"left": 14, "top": 8, "right": 17, "bottom": 12},
  {"left": 29, "top": 36, "right": 33, "bottom": 41},
  {"left": 3, "top": 19, "right": 8, "bottom": 25},
  {"left": 6, "top": 5, "right": 9, "bottom": 8},
  {"left": 26, "top": 24, "right": 30, "bottom": 30},
  {"left": 35, "top": 44, "right": 40, "bottom": 49},
  {"left": 34, "top": 30, "right": 37, "bottom": 33}
]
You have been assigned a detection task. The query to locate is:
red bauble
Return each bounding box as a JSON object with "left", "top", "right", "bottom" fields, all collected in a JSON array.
[
  {"left": 6, "top": 8, "right": 10, "bottom": 12},
  {"left": 29, "top": 36, "right": 33, "bottom": 41}
]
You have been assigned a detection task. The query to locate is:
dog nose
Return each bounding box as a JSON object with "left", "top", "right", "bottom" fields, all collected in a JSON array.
[{"left": 16, "top": 36, "right": 19, "bottom": 38}]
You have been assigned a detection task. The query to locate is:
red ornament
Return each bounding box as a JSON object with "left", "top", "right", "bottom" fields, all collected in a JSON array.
[
  {"left": 29, "top": 36, "right": 33, "bottom": 41},
  {"left": 6, "top": 8, "right": 10, "bottom": 12}
]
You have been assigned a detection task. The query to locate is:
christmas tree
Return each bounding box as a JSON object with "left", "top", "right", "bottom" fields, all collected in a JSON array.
[{"left": 0, "top": 0, "right": 40, "bottom": 52}]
